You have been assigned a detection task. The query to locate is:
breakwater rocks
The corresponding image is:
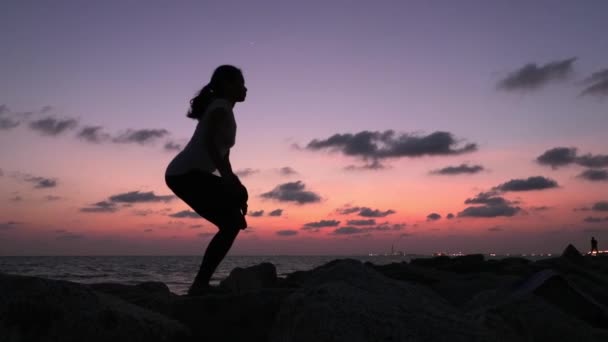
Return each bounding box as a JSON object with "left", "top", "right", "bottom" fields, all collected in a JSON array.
[{"left": 2, "top": 245, "right": 608, "bottom": 342}]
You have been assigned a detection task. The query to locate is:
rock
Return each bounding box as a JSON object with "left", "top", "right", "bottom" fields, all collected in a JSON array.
[
  {"left": 0, "top": 273, "right": 190, "bottom": 342},
  {"left": 171, "top": 288, "right": 293, "bottom": 342},
  {"left": 87, "top": 281, "right": 176, "bottom": 316},
  {"left": 562, "top": 244, "right": 585, "bottom": 264},
  {"left": 219, "top": 262, "right": 278, "bottom": 294},
  {"left": 270, "top": 259, "right": 498, "bottom": 342}
]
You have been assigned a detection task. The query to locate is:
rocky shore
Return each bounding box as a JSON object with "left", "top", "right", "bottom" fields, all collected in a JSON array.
[{"left": 2, "top": 244, "right": 608, "bottom": 342}]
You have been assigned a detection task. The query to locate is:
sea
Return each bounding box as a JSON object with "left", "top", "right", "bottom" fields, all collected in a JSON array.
[{"left": 0, "top": 254, "right": 554, "bottom": 295}]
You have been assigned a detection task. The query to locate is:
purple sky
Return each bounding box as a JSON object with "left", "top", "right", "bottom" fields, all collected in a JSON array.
[{"left": 1, "top": 1, "right": 607, "bottom": 255}]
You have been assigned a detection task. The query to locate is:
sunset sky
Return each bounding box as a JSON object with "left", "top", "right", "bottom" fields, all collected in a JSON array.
[{"left": 1, "top": 1, "right": 607, "bottom": 255}]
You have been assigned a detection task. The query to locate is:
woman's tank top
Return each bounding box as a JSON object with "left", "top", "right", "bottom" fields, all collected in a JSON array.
[{"left": 165, "top": 98, "right": 236, "bottom": 176}]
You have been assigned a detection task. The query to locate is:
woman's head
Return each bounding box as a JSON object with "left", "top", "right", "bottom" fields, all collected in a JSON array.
[{"left": 186, "top": 65, "right": 247, "bottom": 120}]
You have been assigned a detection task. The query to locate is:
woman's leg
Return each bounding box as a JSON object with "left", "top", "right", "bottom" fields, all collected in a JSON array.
[{"left": 190, "top": 226, "right": 240, "bottom": 292}]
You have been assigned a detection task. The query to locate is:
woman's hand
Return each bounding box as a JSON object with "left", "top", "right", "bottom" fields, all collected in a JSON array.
[{"left": 223, "top": 174, "right": 248, "bottom": 207}]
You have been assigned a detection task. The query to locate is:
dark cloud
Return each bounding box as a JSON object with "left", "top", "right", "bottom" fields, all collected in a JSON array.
[
  {"left": 80, "top": 201, "right": 119, "bottom": 213},
  {"left": 332, "top": 226, "right": 365, "bottom": 235},
  {"left": 109, "top": 191, "right": 175, "bottom": 203},
  {"left": 276, "top": 230, "right": 298, "bottom": 236},
  {"left": 28, "top": 116, "right": 78, "bottom": 136},
  {"left": 427, "top": 213, "right": 441, "bottom": 221},
  {"left": 430, "top": 163, "right": 484, "bottom": 175},
  {"left": 235, "top": 168, "right": 259, "bottom": 178},
  {"left": 0, "top": 221, "right": 22, "bottom": 230},
  {"left": 584, "top": 216, "right": 608, "bottom": 223},
  {"left": 465, "top": 192, "right": 512, "bottom": 206},
  {"left": 44, "top": 195, "right": 62, "bottom": 201},
  {"left": 593, "top": 201, "right": 608, "bottom": 212},
  {"left": 77, "top": 125, "right": 111, "bottom": 143},
  {"left": 279, "top": 167, "right": 298, "bottom": 176},
  {"left": 132, "top": 209, "right": 155, "bottom": 216},
  {"left": 268, "top": 209, "right": 283, "bottom": 217},
  {"left": 302, "top": 220, "right": 340, "bottom": 230},
  {"left": 576, "top": 154, "right": 608, "bottom": 168},
  {"left": 344, "top": 160, "right": 387, "bottom": 171},
  {"left": 260, "top": 181, "right": 321, "bottom": 204},
  {"left": 536, "top": 147, "right": 608, "bottom": 169},
  {"left": 359, "top": 207, "right": 396, "bottom": 218},
  {"left": 164, "top": 141, "right": 182, "bottom": 152},
  {"left": 446, "top": 213, "right": 454, "bottom": 219},
  {"left": 305, "top": 130, "right": 477, "bottom": 168},
  {"left": 531, "top": 206, "right": 551, "bottom": 211},
  {"left": 497, "top": 57, "right": 576, "bottom": 91},
  {"left": 0, "top": 116, "right": 20, "bottom": 130},
  {"left": 169, "top": 210, "right": 201, "bottom": 218},
  {"left": 581, "top": 68, "right": 608, "bottom": 97},
  {"left": 112, "top": 128, "right": 169, "bottom": 145},
  {"left": 249, "top": 210, "right": 264, "bottom": 217},
  {"left": 336, "top": 206, "right": 362, "bottom": 215},
  {"left": 18, "top": 174, "right": 58, "bottom": 189},
  {"left": 578, "top": 169, "right": 608, "bottom": 182},
  {"left": 494, "top": 176, "right": 558, "bottom": 192},
  {"left": 458, "top": 204, "right": 521, "bottom": 218},
  {"left": 346, "top": 219, "right": 376, "bottom": 226},
  {"left": 536, "top": 147, "right": 578, "bottom": 169}
]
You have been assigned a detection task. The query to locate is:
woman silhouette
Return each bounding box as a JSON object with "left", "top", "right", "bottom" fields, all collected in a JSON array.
[{"left": 165, "top": 65, "right": 249, "bottom": 296}]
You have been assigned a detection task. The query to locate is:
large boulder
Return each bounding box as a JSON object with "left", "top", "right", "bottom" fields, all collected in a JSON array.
[
  {"left": 0, "top": 273, "right": 190, "bottom": 342},
  {"left": 87, "top": 281, "right": 176, "bottom": 316},
  {"left": 171, "top": 288, "right": 293, "bottom": 342},
  {"left": 269, "top": 259, "right": 498, "bottom": 342},
  {"left": 220, "top": 262, "right": 278, "bottom": 294}
]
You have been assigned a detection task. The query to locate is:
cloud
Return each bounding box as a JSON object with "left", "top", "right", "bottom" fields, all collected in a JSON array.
[
  {"left": 336, "top": 206, "right": 363, "bottom": 215},
  {"left": 578, "top": 169, "right": 608, "bottom": 182},
  {"left": 0, "top": 221, "right": 22, "bottom": 230},
  {"left": 465, "top": 192, "right": 512, "bottom": 206},
  {"left": 332, "top": 226, "right": 365, "bottom": 235},
  {"left": 536, "top": 147, "right": 608, "bottom": 169},
  {"left": 497, "top": 57, "right": 576, "bottom": 91},
  {"left": 198, "top": 232, "right": 215, "bottom": 238},
  {"left": 77, "top": 125, "right": 112, "bottom": 143},
  {"left": 260, "top": 181, "right": 321, "bottom": 204},
  {"left": 164, "top": 141, "right": 182, "bottom": 152},
  {"left": 302, "top": 220, "right": 340, "bottom": 230},
  {"left": 458, "top": 204, "right": 521, "bottom": 218},
  {"left": 30, "top": 177, "right": 57, "bottom": 189},
  {"left": 346, "top": 219, "right": 376, "bottom": 226},
  {"left": 584, "top": 216, "right": 608, "bottom": 223},
  {"left": 279, "top": 167, "right": 298, "bottom": 176},
  {"left": 44, "top": 195, "right": 62, "bottom": 201},
  {"left": 276, "top": 229, "right": 298, "bottom": 236},
  {"left": 536, "top": 147, "right": 578, "bottom": 169},
  {"left": 305, "top": 130, "right": 477, "bottom": 167},
  {"left": 358, "top": 207, "right": 396, "bottom": 217},
  {"left": 494, "top": 176, "right": 558, "bottom": 192},
  {"left": 144, "top": 229, "right": 154, "bottom": 233},
  {"left": 427, "top": 213, "right": 441, "bottom": 221},
  {"left": 235, "top": 168, "right": 259, "bottom": 178},
  {"left": 581, "top": 68, "right": 608, "bottom": 97},
  {"left": 169, "top": 210, "right": 201, "bottom": 218},
  {"left": 344, "top": 160, "right": 388, "bottom": 171},
  {"left": 190, "top": 224, "right": 203, "bottom": 229},
  {"left": 531, "top": 206, "right": 551, "bottom": 211},
  {"left": 249, "top": 210, "right": 264, "bottom": 217},
  {"left": 593, "top": 201, "right": 608, "bottom": 212},
  {"left": 488, "top": 226, "right": 503, "bottom": 232},
  {"left": 28, "top": 116, "right": 78, "bottom": 136},
  {"left": 112, "top": 128, "right": 169, "bottom": 145},
  {"left": 80, "top": 200, "right": 119, "bottom": 213},
  {"left": 0, "top": 115, "right": 20, "bottom": 130},
  {"left": 108, "top": 191, "right": 175, "bottom": 203},
  {"left": 430, "top": 163, "right": 484, "bottom": 175},
  {"left": 268, "top": 209, "right": 283, "bottom": 217}
]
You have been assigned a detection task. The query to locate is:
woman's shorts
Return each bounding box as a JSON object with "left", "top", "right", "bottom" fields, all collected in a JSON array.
[{"left": 165, "top": 169, "right": 247, "bottom": 231}]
